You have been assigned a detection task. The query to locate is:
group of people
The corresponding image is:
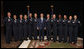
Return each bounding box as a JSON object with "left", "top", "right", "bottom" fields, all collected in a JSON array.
[{"left": 4, "top": 12, "right": 80, "bottom": 45}]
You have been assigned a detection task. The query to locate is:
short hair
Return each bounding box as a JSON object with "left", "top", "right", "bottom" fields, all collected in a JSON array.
[
  {"left": 53, "top": 14, "right": 56, "bottom": 15},
  {"left": 20, "top": 14, "right": 23, "bottom": 15},
  {"left": 40, "top": 13, "right": 43, "bottom": 14},
  {"left": 7, "top": 12, "right": 11, "bottom": 13},
  {"left": 34, "top": 13, "right": 37, "bottom": 14},
  {"left": 7, "top": 12, "right": 11, "bottom": 15},
  {"left": 74, "top": 14, "right": 77, "bottom": 16},
  {"left": 47, "top": 14, "right": 50, "bottom": 15}
]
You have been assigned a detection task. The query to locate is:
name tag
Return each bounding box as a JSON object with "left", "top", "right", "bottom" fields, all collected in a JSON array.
[
  {"left": 35, "top": 19, "right": 37, "bottom": 22},
  {"left": 68, "top": 21, "right": 70, "bottom": 23},
  {"left": 51, "top": 20, "right": 53, "bottom": 22},
  {"left": 73, "top": 22, "right": 75, "bottom": 23},
  {"left": 30, "top": 19, "right": 32, "bottom": 21},
  {"left": 63, "top": 20, "right": 65, "bottom": 22},
  {"left": 78, "top": 21, "right": 80, "bottom": 23},
  {"left": 20, "top": 20, "right": 22, "bottom": 23},
  {"left": 25, "top": 20, "right": 27, "bottom": 22},
  {"left": 14, "top": 20, "right": 16, "bottom": 23},
  {"left": 8, "top": 19, "right": 10, "bottom": 22},
  {"left": 57, "top": 20, "right": 59, "bottom": 22}
]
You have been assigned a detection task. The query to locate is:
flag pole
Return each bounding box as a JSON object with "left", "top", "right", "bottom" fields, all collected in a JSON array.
[
  {"left": 50, "top": 5, "right": 54, "bottom": 19},
  {"left": 27, "top": 5, "right": 30, "bottom": 18}
]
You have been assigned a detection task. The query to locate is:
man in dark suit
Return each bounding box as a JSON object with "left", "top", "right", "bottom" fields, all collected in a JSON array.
[
  {"left": 13, "top": 15, "right": 19, "bottom": 42},
  {"left": 33, "top": 13, "right": 38, "bottom": 40},
  {"left": 62, "top": 15, "right": 68, "bottom": 43},
  {"left": 4, "top": 12, "right": 13, "bottom": 43},
  {"left": 73, "top": 15, "right": 80, "bottom": 44},
  {"left": 23, "top": 14, "right": 28, "bottom": 40},
  {"left": 18, "top": 14, "right": 24, "bottom": 41},
  {"left": 46, "top": 14, "right": 51, "bottom": 41},
  {"left": 37, "top": 13, "right": 46, "bottom": 41}
]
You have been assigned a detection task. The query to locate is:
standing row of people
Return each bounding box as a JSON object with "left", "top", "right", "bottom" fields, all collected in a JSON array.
[{"left": 4, "top": 12, "right": 80, "bottom": 45}]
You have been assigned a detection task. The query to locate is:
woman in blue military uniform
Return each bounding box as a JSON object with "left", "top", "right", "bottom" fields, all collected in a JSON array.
[{"left": 62, "top": 15, "right": 68, "bottom": 43}]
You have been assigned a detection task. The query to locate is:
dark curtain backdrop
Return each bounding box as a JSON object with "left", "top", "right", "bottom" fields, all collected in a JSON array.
[{"left": 2, "top": 0, "right": 83, "bottom": 38}]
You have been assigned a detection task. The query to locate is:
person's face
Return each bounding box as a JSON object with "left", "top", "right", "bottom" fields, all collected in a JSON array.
[
  {"left": 7, "top": 12, "right": 11, "bottom": 17},
  {"left": 47, "top": 14, "right": 50, "bottom": 19},
  {"left": 74, "top": 15, "right": 77, "bottom": 20},
  {"left": 64, "top": 15, "right": 67, "bottom": 19},
  {"left": 34, "top": 13, "right": 37, "bottom": 18},
  {"left": 59, "top": 15, "right": 61, "bottom": 19},
  {"left": 53, "top": 14, "right": 56, "bottom": 19},
  {"left": 40, "top": 13, "right": 43, "bottom": 18},
  {"left": 13, "top": 15, "right": 17, "bottom": 19},
  {"left": 69, "top": 16, "right": 72, "bottom": 20},
  {"left": 24, "top": 15, "right": 27, "bottom": 19},
  {"left": 20, "top": 15, "right": 23, "bottom": 19},
  {"left": 29, "top": 13, "right": 32, "bottom": 17}
]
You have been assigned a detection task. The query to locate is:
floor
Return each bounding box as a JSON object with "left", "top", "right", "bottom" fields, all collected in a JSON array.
[
  {"left": 1, "top": 27, "right": 22, "bottom": 48},
  {"left": 1, "top": 27, "right": 83, "bottom": 48}
]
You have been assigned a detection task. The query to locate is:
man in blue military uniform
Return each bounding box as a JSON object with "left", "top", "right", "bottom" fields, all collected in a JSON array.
[
  {"left": 46, "top": 14, "right": 51, "bottom": 41},
  {"left": 13, "top": 15, "right": 19, "bottom": 42},
  {"left": 37, "top": 13, "right": 46, "bottom": 41},
  {"left": 68, "top": 15, "right": 73, "bottom": 43},
  {"left": 62, "top": 15, "right": 68, "bottom": 43},
  {"left": 33, "top": 13, "right": 38, "bottom": 40},
  {"left": 57, "top": 14, "right": 63, "bottom": 42},
  {"left": 23, "top": 14, "right": 28, "bottom": 40},
  {"left": 28, "top": 13, "right": 33, "bottom": 40},
  {"left": 4, "top": 12, "right": 13, "bottom": 43},
  {"left": 73, "top": 15, "right": 80, "bottom": 44},
  {"left": 18, "top": 14, "right": 24, "bottom": 41},
  {"left": 51, "top": 14, "right": 57, "bottom": 42}
]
